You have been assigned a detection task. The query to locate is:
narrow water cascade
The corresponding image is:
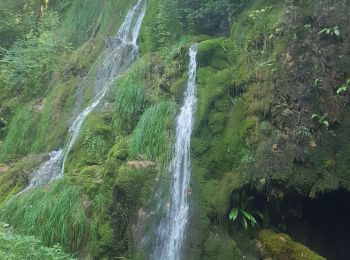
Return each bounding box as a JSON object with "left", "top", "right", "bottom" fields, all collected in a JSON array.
[
  {"left": 152, "top": 44, "right": 198, "bottom": 260},
  {"left": 17, "top": 0, "right": 146, "bottom": 195}
]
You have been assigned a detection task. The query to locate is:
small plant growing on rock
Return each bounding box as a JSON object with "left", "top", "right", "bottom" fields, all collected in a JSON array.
[
  {"left": 336, "top": 79, "right": 350, "bottom": 95},
  {"left": 318, "top": 26, "right": 340, "bottom": 37},
  {"left": 304, "top": 24, "right": 312, "bottom": 30},
  {"left": 311, "top": 113, "right": 329, "bottom": 128},
  {"left": 229, "top": 191, "right": 263, "bottom": 230}
]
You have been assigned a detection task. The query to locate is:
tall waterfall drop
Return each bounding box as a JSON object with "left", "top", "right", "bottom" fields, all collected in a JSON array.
[
  {"left": 16, "top": 0, "right": 146, "bottom": 196},
  {"left": 153, "top": 44, "right": 198, "bottom": 260}
]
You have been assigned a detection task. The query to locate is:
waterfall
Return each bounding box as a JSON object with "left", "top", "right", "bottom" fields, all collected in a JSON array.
[
  {"left": 152, "top": 44, "right": 198, "bottom": 260},
  {"left": 16, "top": 0, "right": 147, "bottom": 195}
]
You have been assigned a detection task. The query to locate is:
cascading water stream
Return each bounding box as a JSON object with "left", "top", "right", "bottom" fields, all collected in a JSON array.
[
  {"left": 15, "top": 0, "right": 146, "bottom": 196},
  {"left": 152, "top": 44, "right": 198, "bottom": 260}
]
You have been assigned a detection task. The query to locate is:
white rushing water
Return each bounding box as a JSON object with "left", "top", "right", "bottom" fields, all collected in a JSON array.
[
  {"left": 16, "top": 0, "right": 146, "bottom": 194},
  {"left": 152, "top": 44, "right": 198, "bottom": 260}
]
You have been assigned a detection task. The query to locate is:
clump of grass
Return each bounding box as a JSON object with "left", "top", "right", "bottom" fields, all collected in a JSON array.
[
  {"left": 0, "top": 105, "right": 38, "bottom": 162},
  {"left": 0, "top": 222, "right": 74, "bottom": 259},
  {"left": 129, "top": 100, "right": 176, "bottom": 162},
  {"left": 114, "top": 79, "right": 145, "bottom": 133},
  {"left": 0, "top": 181, "right": 91, "bottom": 253}
]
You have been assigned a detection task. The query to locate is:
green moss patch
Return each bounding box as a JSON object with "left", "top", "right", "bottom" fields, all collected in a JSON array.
[{"left": 259, "top": 229, "right": 325, "bottom": 260}]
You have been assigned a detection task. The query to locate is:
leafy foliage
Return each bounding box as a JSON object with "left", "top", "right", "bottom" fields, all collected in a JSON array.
[
  {"left": 154, "top": 1, "right": 171, "bottom": 47},
  {"left": 176, "top": 0, "right": 246, "bottom": 34},
  {"left": 0, "top": 11, "right": 66, "bottom": 98},
  {"left": 0, "top": 222, "right": 73, "bottom": 259},
  {"left": 229, "top": 191, "right": 263, "bottom": 230},
  {"left": 311, "top": 113, "right": 329, "bottom": 128},
  {"left": 141, "top": 0, "right": 246, "bottom": 52},
  {"left": 318, "top": 25, "right": 340, "bottom": 37}
]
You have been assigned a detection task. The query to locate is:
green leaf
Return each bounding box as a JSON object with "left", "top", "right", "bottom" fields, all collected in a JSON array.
[
  {"left": 334, "top": 29, "right": 340, "bottom": 36},
  {"left": 337, "top": 85, "right": 347, "bottom": 95},
  {"left": 229, "top": 208, "right": 239, "bottom": 222},
  {"left": 242, "top": 217, "right": 248, "bottom": 230},
  {"left": 241, "top": 210, "right": 251, "bottom": 220},
  {"left": 311, "top": 114, "right": 320, "bottom": 120},
  {"left": 242, "top": 210, "right": 257, "bottom": 225},
  {"left": 320, "top": 113, "right": 328, "bottom": 122},
  {"left": 318, "top": 28, "right": 327, "bottom": 35}
]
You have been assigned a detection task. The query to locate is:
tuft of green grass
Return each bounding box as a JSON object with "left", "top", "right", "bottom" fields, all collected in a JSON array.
[
  {"left": 0, "top": 105, "right": 39, "bottom": 162},
  {"left": 114, "top": 79, "right": 145, "bottom": 134},
  {"left": 129, "top": 100, "right": 176, "bottom": 163},
  {"left": 0, "top": 181, "right": 91, "bottom": 253}
]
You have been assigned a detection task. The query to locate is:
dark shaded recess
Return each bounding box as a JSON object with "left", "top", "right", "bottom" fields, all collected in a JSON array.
[{"left": 249, "top": 189, "right": 350, "bottom": 260}]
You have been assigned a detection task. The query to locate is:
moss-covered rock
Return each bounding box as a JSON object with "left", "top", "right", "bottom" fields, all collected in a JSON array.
[
  {"left": 110, "top": 164, "right": 157, "bottom": 257},
  {"left": 258, "top": 229, "right": 325, "bottom": 260},
  {"left": 65, "top": 111, "right": 113, "bottom": 173},
  {"left": 197, "top": 38, "right": 232, "bottom": 70}
]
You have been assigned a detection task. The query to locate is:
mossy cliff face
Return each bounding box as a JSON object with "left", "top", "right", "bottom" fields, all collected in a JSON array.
[
  {"left": 187, "top": 0, "right": 350, "bottom": 259},
  {"left": 244, "top": 0, "right": 350, "bottom": 197}
]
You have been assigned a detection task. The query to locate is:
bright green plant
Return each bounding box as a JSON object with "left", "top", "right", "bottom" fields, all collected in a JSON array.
[
  {"left": 304, "top": 24, "right": 312, "bottom": 30},
  {"left": 336, "top": 79, "right": 350, "bottom": 95},
  {"left": 318, "top": 26, "right": 340, "bottom": 37},
  {"left": 0, "top": 11, "right": 66, "bottom": 97},
  {"left": 311, "top": 113, "right": 329, "bottom": 128},
  {"left": 114, "top": 79, "right": 145, "bottom": 133},
  {"left": 295, "top": 126, "right": 311, "bottom": 139},
  {"left": 229, "top": 191, "right": 263, "bottom": 230}
]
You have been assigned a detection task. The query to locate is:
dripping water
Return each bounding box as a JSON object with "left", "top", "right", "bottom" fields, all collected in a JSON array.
[
  {"left": 15, "top": 0, "right": 146, "bottom": 196},
  {"left": 152, "top": 44, "right": 198, "bottom": 260}
]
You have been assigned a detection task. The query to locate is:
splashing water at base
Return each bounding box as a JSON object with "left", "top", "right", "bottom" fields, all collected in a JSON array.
[
  {"left": 15, "top": 0, "right": 146, "bottom": 195},
  {"left": 152, "top": 44, "right": 198, "bottom": 260}
]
